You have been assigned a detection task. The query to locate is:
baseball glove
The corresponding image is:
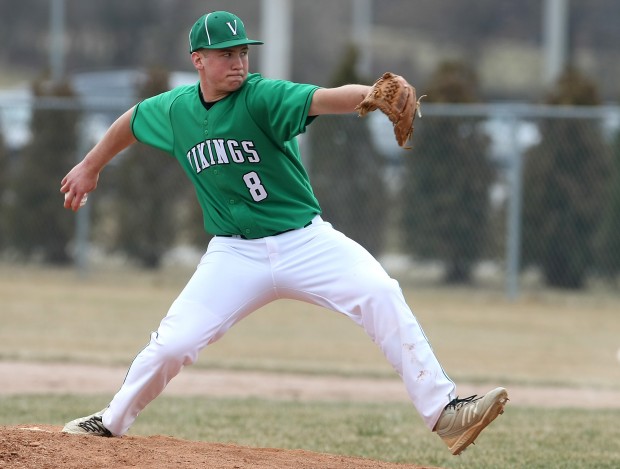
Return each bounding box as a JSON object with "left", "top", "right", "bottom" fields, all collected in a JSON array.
[{"left": 356, "top": 72, "right": 425, "bottom": 149}]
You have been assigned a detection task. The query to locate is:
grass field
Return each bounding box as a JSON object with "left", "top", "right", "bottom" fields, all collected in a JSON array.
[
  {"left": 2, "top": 395, "right": 620, "bottom": 468},
  {"left": 1, "top": 264, "right": 620, "bottom": 467}
]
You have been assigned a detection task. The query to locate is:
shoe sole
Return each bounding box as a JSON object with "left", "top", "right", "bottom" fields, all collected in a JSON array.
[
  {"left": 61, "top": 427, "right": 81, "bottom": 435},
  {"left": 449, "top": 388, "right": 509, "bottom": 455},
  {"left": 62, "top": 425, "right": 112, "bottom": 437}
]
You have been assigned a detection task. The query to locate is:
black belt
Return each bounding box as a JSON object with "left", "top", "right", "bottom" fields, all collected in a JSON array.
[{"left": 217, "top": 219, "right": 315, "bottom": 240}]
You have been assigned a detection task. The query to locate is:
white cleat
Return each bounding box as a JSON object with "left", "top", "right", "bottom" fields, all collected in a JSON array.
[{"left": 62, "top": 409, "right": 113, "bottom": 437}]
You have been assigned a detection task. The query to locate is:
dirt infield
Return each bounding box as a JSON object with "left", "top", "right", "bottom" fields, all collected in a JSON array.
[
  {"left": 0, "top": 425, "right": 441, "bottom": 469},
  {"left": 3, "top": 361, "right": 620, "bottom": 408}
]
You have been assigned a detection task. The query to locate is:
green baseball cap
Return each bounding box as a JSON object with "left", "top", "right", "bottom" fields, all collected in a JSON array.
[{"left": 189, "top": 11, "right": 263, "bottom": 53}]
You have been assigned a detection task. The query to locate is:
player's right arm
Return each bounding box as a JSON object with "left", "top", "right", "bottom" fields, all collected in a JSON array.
[{"left": 61, "top": 108, "right": 137, "bottom": 211}]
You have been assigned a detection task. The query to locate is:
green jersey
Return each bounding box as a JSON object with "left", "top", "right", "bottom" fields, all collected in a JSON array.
[{"left": 130, "top": 73, "right": 321, "bottom": 238}]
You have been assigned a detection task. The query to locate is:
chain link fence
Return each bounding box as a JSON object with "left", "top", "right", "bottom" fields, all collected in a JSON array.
[{"left": 1, "top": 95, "right": 619, "bottom": 297}]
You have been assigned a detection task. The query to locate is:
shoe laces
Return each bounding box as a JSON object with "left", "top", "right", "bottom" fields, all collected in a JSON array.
[
  {"left": 445, "top": 394, "right": 481, "bottom": 410},
  {"left": 78, "top": 415, "right": 112, "bottom": 436}
]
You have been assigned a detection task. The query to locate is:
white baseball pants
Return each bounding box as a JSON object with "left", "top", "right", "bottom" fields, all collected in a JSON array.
[{"left": 102, "top": 216, "right": 455, "bottom": 435}]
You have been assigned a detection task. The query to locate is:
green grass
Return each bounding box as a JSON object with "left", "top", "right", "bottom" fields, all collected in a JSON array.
[{"left": 2, "top": 394, "right": 619, "bottom": 468}]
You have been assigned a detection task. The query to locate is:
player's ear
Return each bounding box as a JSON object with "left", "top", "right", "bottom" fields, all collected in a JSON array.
[{"left": 191, "top": 51, "right": 206, "bottom": 70}]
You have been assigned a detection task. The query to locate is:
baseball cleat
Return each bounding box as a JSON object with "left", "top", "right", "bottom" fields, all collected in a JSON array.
[
  {"left": 435, "top": 387, "right": 508, "bottom": 455},
  {"left": 62, "top": 409, "right": 113, "bottom": 437}
]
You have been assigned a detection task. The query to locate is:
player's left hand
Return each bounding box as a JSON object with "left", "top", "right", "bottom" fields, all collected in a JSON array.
[{"left": 355, "top": 72, "right": 425, "bottom": 149}]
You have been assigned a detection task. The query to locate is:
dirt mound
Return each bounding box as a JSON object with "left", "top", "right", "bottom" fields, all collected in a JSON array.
[{"left": 0, "top": 425, "right": 441, "bottom": 469}]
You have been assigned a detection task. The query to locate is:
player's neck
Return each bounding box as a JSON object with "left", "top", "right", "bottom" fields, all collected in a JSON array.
[
  {"left": 199, "top": 83, "right": 231, "bottom": 104},
  {"left": 198, "top": 85, "right": 220, "bottom": 110}
]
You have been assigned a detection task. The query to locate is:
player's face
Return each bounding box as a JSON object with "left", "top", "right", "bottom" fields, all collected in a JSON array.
[{"left": 197, "top": 46, "right": 250, "bottom": 97}]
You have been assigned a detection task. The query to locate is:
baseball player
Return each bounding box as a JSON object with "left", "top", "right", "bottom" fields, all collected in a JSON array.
[{"left": 60, "top": 11, "right": 507, "bottom": 456}]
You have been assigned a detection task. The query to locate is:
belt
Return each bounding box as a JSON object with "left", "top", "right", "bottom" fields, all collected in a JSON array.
[{"left": 217, "top": 216, "right": 319, "bottom": 240}]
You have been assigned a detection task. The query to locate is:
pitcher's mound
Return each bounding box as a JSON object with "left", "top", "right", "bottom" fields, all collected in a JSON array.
[{"left": 1, "top": 425, "right": 442, "bottom": 469}]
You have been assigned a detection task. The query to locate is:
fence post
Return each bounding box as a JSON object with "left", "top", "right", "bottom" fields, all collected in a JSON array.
[{"left": 505, "top": 116, "right": 524, "bottom": 301}]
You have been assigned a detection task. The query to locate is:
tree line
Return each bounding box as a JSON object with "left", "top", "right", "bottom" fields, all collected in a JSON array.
[{"left": 0, "top": 52, "right": 619, "bottom": 290}]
